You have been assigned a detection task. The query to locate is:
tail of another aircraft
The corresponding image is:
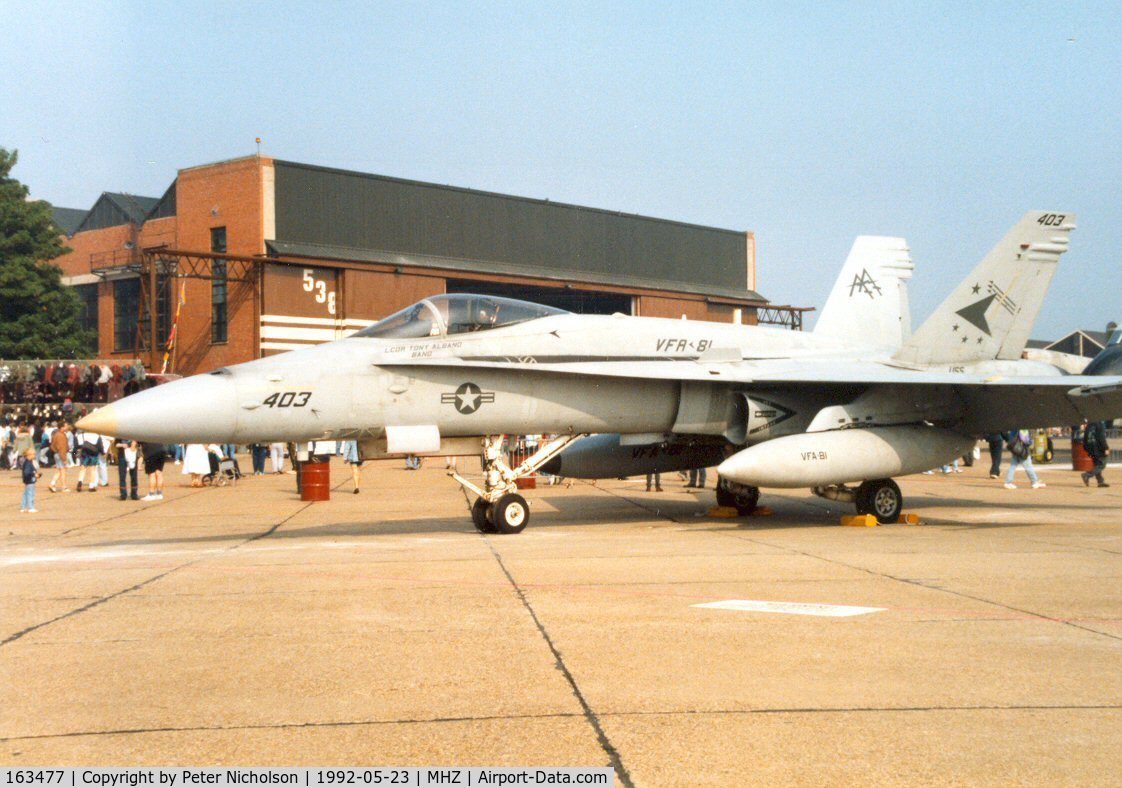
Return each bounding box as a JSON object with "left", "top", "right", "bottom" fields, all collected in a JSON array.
[
  {"left": 893, "top": 211, "right": 1075, "bottom": 366},
  {"left": 814, "top": 236, "right": 914, "bottom": 348}
]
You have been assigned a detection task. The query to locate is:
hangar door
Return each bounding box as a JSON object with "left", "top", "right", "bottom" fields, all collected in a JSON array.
[{"left": 260, "top": 263, "right": 351, "bottom": 354}]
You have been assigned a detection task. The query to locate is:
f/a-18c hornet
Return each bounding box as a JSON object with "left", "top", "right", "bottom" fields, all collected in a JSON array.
[{"left": 80, "top": 211, "right": 1122, "bottom": 532}]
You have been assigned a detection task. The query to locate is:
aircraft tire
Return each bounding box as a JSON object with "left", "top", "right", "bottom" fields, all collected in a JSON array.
[
  {"left": 472, "top": 498, "right": 497, "bottom": 533},
  {"left": 492, "top": 493, "right": 530, "bottom": 534},
  {"left": 716, "top": 480, "right": 760, "bottom": 516},
  {"left": 856, "top": 479, "right": 902, "bottom": 524}
]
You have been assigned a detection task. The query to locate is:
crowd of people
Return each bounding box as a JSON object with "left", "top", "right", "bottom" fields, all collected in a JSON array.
[
  {"left": 2, "top": 409, "right": 369, "bottom": 514},
  {"left": 0, "top": 360, "right": 153, "bottom": 405}
]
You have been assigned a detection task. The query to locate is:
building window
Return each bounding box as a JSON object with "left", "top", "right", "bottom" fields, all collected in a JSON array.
[
  {"left": 74, "top": 283, "right": 99, "bottom": 353},
  {"left": 211, "top": 227, "right": 228, "bottom": 344},
  {"left": 113, "top": 278, "right": 140, "bottom": 352}
]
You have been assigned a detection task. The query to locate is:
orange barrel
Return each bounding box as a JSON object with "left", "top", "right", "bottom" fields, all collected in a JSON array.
[
  {"left": 300, "top": 460, "right": 331, "bottom": 501},
  {"left": 1071, "top": 436, "right": 1094, "bottom": 472}
]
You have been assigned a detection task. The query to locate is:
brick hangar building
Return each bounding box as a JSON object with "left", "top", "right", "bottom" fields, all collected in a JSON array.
[{"left": 53, "top": 155, "right": 806, "bottom": 377}]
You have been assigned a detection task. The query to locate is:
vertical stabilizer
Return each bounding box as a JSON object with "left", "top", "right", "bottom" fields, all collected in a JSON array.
[
  {"left": 894, "top": 212, "right": 1075, "bottom": 366},
  {"left": 815, "top": 236, "right": 914, "bottom": 348}
]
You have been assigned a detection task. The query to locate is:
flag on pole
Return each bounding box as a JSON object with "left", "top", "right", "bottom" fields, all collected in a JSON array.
[{"left": 160, "top": 281, "right": 187, "bottom": 374}]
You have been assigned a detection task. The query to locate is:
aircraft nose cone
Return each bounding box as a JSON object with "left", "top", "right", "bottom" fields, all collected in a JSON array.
[
  {"left": 76, "top": 404, "right": 119, "bottom": 436},
  {"left": 78, "top": 373, "right": 238, "bottom": 443}
]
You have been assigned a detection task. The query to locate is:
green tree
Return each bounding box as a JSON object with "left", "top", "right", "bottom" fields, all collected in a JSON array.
[{"left": 0, "top": 147, "right": 94, "bottom": 358}]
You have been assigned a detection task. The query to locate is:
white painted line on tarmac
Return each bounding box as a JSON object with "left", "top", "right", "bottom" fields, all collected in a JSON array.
[
  {"left": 1, "top": 547, "right": 223, "bottom": 567},
  {"left": 0, "top": 534, "right": 482, "bottom": 567},
  {"left": 692, "top": 599, "right": 885, "bottom": 617}
]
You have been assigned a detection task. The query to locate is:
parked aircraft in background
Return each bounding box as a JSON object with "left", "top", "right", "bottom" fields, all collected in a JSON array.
[{"left": 80, "top": 211, "right": 1122, "bottom": 532}]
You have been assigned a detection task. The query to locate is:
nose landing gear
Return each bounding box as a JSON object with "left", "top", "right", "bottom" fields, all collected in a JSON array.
[{"left": 453, "top": 434, "right": 585, "bottom": 535}]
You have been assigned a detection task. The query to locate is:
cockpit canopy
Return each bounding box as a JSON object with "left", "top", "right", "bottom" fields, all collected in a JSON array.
[
  {"left": 1109, "top": 328, "right": 1121, "bottom": 347},
  {"left": 352, "top": 294, "right": 568, "bottom": 339}
]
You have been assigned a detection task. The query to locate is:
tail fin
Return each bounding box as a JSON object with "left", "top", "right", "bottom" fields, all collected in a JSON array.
[
  {"left": 814, "top": 236, "right": 914, "bottom": 348},
  {"left": 893, "top": 211, "right": 1075, "bottom": 365}
]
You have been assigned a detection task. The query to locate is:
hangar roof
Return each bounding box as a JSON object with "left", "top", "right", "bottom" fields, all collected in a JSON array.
[
  {"left": 50, "top": 206, "right": 87, "bottom": 236},
  {"left": 73, "top": 192, "right": 159, "bottom": 233},
  {"left": 271, "top": 160, "right": 761, "bottom": 301}
]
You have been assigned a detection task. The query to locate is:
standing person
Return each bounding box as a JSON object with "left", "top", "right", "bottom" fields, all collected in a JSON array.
[
  {"left": 404, "top": 454, "right": 422, "bottom": 470},
  {"left": 1003, "top": 429, "right": 1046, "bottom": 489},
  {"left": 49, "top": 423, "right": 71, "bottom": 492},
  {"left": 76, "top": 430, "right": 103, "bottom": 492},
  {"left": 645, "top": 471, "right": 663, "bottom": 492},
  {"left": 66, "top": 425, "right": 78, "bottom": 469},
  {"left": 343, "top": 440, "right": 363, "bottom": 494},
  {"left": 250, "top": 443, "right": 268, "bottom": 476},
  {"left": 140, "top": 441, "right": 166, "bottom": 500},
  {"left": 1081, "top": 418, "right": 1111, "bottom": 488},
  {"left": 0, "top": 421, "right": 11, "bottom": 469},
  {"left": 688, "top": 466, "right": 708, "bottom": 488},
  {"left": 269, "top": 442, "right": 286, "bottom": 474},
  {"left": 117, "top": 437, "right": 139, "bottom": 500},
  {"left": 985, "top": 433, "right": 1005, "bottom": 479},
  {"left": 20, "top": 448, "right": 41, "bottom": 513},
  {"left": 181, "top": 443, "right": 209, "bottom": 487},
  {"left": 13, "top": 422, "right": 32, "bottom": 457},
  {"left": 97, "top": 434, "right": 112, "bottom": 488}
]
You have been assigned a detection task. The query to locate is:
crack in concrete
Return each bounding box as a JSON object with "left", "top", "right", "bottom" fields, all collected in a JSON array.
[
  {"left": 483, "top": 536, "right": 634, "bottom": 787},
  {"left": 0, "top": 711, "right": 585, "bottom": 743},
  {"left": 6, "top": 703, "right": 1120, "bottom": 745},
  {"left": 0, "top": 479, "right": 349, "bottom": 647}
]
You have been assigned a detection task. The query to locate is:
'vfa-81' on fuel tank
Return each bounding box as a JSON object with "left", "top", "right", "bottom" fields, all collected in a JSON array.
[{"left": 79, "top": 212, "right": 1122, "bottom": 532}]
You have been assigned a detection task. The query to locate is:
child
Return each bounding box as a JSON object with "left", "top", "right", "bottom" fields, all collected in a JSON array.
[{"left": 20, "top": 447, "right": 41, "bottom": 513}]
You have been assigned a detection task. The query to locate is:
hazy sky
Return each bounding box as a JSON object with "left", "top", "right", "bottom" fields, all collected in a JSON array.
[{"left": 3, "top": 1, "right": 1119, "bottom": 338}]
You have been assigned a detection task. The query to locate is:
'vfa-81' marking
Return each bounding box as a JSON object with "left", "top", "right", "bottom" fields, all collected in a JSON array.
[{"left": 656, "top": 338, "right": 712, "bottom": 353}]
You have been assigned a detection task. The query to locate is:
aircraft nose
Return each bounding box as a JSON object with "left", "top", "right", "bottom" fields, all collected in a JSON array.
[{"left": 77, "top": 372, "right": 238, "bottom": 443}]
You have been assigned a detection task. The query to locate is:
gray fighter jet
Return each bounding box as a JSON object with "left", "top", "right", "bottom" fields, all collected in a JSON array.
[{"left": 80, "top": 211, "right": 1122, "bottom": 532}]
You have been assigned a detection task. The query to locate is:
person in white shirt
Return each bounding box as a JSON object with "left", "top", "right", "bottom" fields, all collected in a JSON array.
[{"left": 97, "top": 434, "right": 112, "bottom": 487}]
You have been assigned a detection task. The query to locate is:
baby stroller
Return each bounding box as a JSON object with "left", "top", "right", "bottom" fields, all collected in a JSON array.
[{"left": 203, "top": 450, "right": 239, "bottom": 486}]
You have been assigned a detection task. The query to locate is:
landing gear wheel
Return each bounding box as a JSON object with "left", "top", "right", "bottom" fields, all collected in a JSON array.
[
  {"left": 1043, "top": 437, "right": 1055, "bottom": 463},
  {"left": 716, "top": 480, "right": 760, "bottom": 516},
  {"left": 492, "top": 493, "right": 530, "bottom": 534},
  {"left": 855, "top": 478, "right": 902, "bottom": 524},
  {"left": 472, "top": 498, "right": 496, "bottom": 533}
]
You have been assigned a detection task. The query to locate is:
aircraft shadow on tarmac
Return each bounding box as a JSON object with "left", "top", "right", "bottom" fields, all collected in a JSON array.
[
  {"left": 78, "top": 492, "right": 733, "bottom": 549},
  {"left": 80, "top": 488, "right": 1119, "bottom": 549}
]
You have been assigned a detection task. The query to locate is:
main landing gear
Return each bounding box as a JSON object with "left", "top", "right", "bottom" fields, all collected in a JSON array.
[
  {"left": 812, "top": 478, "right": 903, "bottom": 524},
  {"left": 716, "top": 478, "right": 760, "bottom": 516},
  {"left": 453, "top": 434, "right": 584, "bottom": 535}
]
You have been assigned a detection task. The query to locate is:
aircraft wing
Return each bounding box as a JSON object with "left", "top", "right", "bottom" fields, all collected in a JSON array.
[{"left": 377, "top": 356, "right": 1122, "bottom": 433}]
